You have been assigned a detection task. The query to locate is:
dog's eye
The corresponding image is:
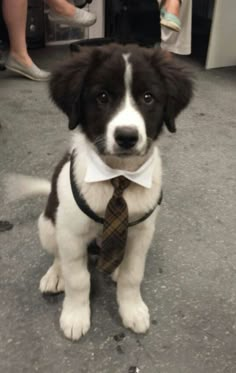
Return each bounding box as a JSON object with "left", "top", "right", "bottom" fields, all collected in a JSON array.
[
  {"left": 97, "top": 91, "right": 109, "bottom": 104},
  {"left": 143, "top": 92, "right": 154, "bottom": 105}
]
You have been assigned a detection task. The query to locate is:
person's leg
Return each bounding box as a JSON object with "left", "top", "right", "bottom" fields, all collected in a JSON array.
[
  {"left": 2, "top": 0, "right": 50, "bottom": 80},
  {"left": 158, "top": 0, "right": 192, "bottom": 55},
  {"left": 2, "top": 0, "right": 32, "bottom": 67},
  {"left": 162, "top": 0, "right": 181, "bottom": 17}
]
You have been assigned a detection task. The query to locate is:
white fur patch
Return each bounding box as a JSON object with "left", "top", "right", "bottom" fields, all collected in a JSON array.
[
  {"left": 38, "top": 213, "right": 57, "bottom": 255},
  {"left": 39, "top": 259, "right": 64, "bottom": 294},
  {"left": 60, "top": 300, "right": 90, "bottom": 341},
  {"left": 106, "top": 54, "right": 147, "bottom": 154}
]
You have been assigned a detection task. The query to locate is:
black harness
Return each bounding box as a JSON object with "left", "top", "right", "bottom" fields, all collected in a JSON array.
[{"left": 70, "top": 152, "right": 163, "bottom": 227}]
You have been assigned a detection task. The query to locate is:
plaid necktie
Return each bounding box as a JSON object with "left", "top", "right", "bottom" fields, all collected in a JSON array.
[{"left": 98, "top": 176, "right": 131, "bottom": 274}]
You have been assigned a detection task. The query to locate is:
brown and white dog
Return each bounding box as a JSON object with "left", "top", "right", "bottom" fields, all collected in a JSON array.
[{"left": 7, "top": 44, "right": 193, "bottom": 340}]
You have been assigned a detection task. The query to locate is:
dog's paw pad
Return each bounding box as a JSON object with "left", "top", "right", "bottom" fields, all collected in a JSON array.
[
  {"left": 39, "top": 265, "right": 64, "bottom": 294},
  {"left": 60, "top": 305, "right": 90, "bottom": 341},
  {"left": 119, "top": 300, "right": 150, "bottom": 333}
]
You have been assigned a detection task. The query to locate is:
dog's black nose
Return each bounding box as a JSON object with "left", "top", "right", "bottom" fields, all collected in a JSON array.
[{"left": 115, "top": 127, "right": 139, "bottom": 149}]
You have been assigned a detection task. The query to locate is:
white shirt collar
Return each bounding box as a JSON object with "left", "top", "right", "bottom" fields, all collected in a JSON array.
[{"left": 85, "top": 147, "right": 157, "bottom": 189}]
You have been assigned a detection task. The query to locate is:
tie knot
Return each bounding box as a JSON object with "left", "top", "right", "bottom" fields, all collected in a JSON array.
[{"left": 111, "top": 176, "right": 130, "bottom": 196}]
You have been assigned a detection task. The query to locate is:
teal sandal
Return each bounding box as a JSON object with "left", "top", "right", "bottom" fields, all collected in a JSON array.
[{"left": 160, "top": 1, "right": 181, "bottom": 32}]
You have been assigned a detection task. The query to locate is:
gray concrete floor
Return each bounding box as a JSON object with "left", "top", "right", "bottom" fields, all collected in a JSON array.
[{"left": 0, "top": 46, "right": 236, "bottom": 373}]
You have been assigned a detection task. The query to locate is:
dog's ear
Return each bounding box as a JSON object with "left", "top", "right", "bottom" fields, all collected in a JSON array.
[
  {"left": 50, "top": 48, "right": 95, "bottom": 130},
  {"left": 152, "top": 50, "right": 193, "bottom": 133}
]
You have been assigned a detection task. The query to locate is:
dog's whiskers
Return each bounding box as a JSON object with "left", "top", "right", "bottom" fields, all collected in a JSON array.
[
  {"left": 93, "top": 135, "right": 106, "bottom": 152},
  {"left": 146, "top": 137, "right": 153, "bottom": 152}
]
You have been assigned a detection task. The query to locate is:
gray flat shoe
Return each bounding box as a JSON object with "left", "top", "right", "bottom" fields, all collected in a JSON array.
[
  {"left": 5, "top": 56, "right": 51, "bottom": 81},
  {"left": 48, "top": 8, "right": 96, "bottom": 28}
]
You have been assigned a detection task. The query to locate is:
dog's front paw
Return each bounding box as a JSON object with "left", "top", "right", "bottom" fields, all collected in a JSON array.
[
  {"left": 119, "top": 300, "right": 150, "bottom": 333},
  {"left": 39, "top": 265, "right": 64, "bottom": 294},
  {"left": 60, "top": 303, "right": 90, "bottom": 341}
]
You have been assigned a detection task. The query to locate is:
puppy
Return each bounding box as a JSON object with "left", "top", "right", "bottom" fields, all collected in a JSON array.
[{"left": 7, "top": 44, "right": 193, "bottom": 340}]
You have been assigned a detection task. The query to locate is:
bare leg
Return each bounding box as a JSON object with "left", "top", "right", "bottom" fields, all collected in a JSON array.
[
  {"left": 163, "top": 0, "right": 181, "bottom": 17},
  {"left": 2, "top": 0, "right": 50, "bottom": 80},
  {"left": 2, "top": 0, "right": 33, "bottom": 67}
]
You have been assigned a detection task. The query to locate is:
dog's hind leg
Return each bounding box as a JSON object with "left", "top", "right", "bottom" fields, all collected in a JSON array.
[
  {"left": 38, "top": 213, "right": 64, "bottom": 294},
  {"left": 38, "top": 213, "right": 57, "bottom": 255},
  {"left": 39, "top": 257, "right": 64, "bottom": 294}
]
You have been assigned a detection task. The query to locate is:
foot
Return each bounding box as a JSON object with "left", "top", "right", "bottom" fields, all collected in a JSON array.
[
  {"left": 160, "top": 0, "right": 181, "bottom": 32},
  {"left": 39, "top": 264, "right": 64, "bottom": 294},
  {"left": 60, "top": 302, "right": 90, "bottom": 341},
  {"left": 48, "top": 7, "right": 96, "bottom": 28},
  {"left": 6, "top": 54, "right": 51, "bottom": 81},
  {"left": 119, "top": 299, "right": 150, "bottom": 333},
  {"left": 10, "top": 52, "right": 33, "bottom": 67}
]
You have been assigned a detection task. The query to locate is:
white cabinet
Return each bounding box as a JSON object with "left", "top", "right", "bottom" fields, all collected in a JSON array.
[
  {"left": 206, "top": 0, "right": 236, "bottom": 69},
  {"left": 88, "top": 0, "right": 105, "bottom": 39}
]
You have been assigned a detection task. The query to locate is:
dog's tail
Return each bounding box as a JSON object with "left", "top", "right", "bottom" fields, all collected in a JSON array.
[{"left": 4, "top": 174, "right": 51, "bottom": 202}]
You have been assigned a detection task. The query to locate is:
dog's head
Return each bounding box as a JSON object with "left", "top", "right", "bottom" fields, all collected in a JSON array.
[{"left": 50, "top": 44, "right": 193, "bottom": 157}]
